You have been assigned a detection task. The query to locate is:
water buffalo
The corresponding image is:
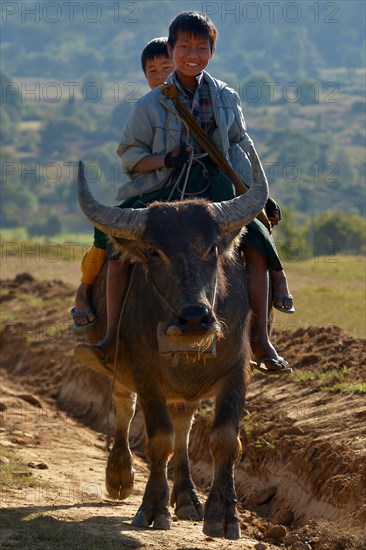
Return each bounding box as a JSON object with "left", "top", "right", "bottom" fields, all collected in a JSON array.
[{"left": 76, "top": 144, "right": 268, "bottom": 539}]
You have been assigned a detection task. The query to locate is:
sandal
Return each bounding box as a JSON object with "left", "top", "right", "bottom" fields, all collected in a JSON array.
[
  {"left": 250, "top": 356, "right": 293, "bottom": 375},
  {"left": 74, "top": 344, "right": 113, "bottom": 376},
  {"left": 273, "top": 293, "right": 295, "bottom": 314}
]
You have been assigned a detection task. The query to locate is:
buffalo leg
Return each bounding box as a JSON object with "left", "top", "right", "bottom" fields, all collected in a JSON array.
[
  {"left": 132, "top": 396, "right": 174, "bottom": 530},
  {"left": 169, "top": 401, "right": 203, "bottom": 520},
  {"left": 203, "top": 369, "right": 245, "bottom": 540},
  {"left": 106, "top": 389, "right": 136, "bottom": 500}
]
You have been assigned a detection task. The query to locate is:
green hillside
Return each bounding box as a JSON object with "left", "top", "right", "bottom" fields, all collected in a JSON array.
[{"left": 1, "top": 0, "right": 365, "bottom": 247}]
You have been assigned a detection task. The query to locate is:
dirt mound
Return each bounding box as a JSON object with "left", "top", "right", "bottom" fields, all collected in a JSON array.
[
  {"left": 1, "top": 275, "right": 365, "bottom": 549},
  {"left": 273, "top": 324, "right": 366, "bottom": 381}
]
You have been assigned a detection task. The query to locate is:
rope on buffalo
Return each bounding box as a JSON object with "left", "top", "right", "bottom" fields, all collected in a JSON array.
[
  {"left": 161, "top": 82, "right": 271, "bottom": 232},
  {"left": 147, "top": 268, "right": 219, "bottom": 328},
  {"left": 105, "top": 262, "right": 137, "bottom": 455},
  {"left": 165, "top": 114, "right": 210, "bottom": 202}
]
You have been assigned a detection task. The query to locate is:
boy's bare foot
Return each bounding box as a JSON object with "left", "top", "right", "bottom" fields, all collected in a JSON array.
[
  {"left": 74, "top": 336, "right": 117, "bottom": 375},
  {"left": 74, "top": 344, "right": 113, "bottom": 376},
  {"left": 270, "top": 269, "right": 295, "bottom": 313},
  {"left": 250, "top": 338, "right": 292, "bottom": 374},
  {"left": 250, "top": 356, "right": 292, "bottom": 375},
  {"left": 72, "top": 283, "right": 97, "bottom": 327},
  {"left": 251, "top": 338, "right": 278, "bottom": 363},
  {"left": 94, "top": 337, "right": 116, "bottom": 364},
  {"left": 273, "top": 293, "right": 295, "bottom": 313}
]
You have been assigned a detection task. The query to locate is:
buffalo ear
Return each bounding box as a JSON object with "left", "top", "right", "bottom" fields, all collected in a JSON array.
[
  {"left": 218, "top": 229, "right": 242, "bottom": 256},
  {"left": 108, "top": 236, "right": 147, "bottom": 263}
]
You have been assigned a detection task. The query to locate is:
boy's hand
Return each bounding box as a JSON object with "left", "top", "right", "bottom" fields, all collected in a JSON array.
[
  {"left": 265, "top": 197, "right": 282, "bottom": 226},
  {"left": 164, "top": 145, "right": 192, "bottom": 169}
]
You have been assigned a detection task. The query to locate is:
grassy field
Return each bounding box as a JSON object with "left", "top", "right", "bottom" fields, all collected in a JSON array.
[
  {"left": 0, "top": 229, "right": 92, "bottom": 246},
  {"left": 276, "top": 255, "right": 365, "bottom": 338},
  {"left": 1, "top": 249, "right": 365, "bottom": 339}
]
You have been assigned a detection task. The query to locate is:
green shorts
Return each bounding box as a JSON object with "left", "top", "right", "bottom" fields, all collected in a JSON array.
[
  {"left": 93, "top": 226, "right": 108, "bottom": 250},
  {"left": 241, "top": 219, "right": 283, "bottom": 272}
]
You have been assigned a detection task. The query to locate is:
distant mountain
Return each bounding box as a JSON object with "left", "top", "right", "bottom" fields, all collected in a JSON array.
[
  {"left": 1, "top": 0, "right": 365, "bottom": 79},
  {"left": 1, "top": 1, "right": 365, "bottom": 235}
]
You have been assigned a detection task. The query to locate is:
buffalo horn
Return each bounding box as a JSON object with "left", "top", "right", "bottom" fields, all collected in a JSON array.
[
  {"left": 209, "top": 144, "right": 269, "bottom": 234},
  {"left": 77, "top": 161, "right": 148, "bottom": 240}
]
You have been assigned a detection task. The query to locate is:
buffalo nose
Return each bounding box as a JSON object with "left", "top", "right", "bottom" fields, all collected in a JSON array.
[{"left": 179, "top": 305, "right": 210, "bottom": 329}]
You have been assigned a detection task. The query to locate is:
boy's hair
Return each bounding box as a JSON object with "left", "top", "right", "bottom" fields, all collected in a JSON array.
[
  {"left": 141, "top": 37, "right": 170, "bottom": 74},
  {"left": 168, "top": 11, "right": 218, "bottom": 52}
]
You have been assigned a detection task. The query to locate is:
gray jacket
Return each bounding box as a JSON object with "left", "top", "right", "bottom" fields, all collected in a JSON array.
[{"left": 116, "top": 70, "right": 254, "bottom": 201}]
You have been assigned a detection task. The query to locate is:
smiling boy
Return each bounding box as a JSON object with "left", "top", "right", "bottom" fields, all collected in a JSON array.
[
  {"left": 143, "top": 37, "right": 176, "bottom": 89},
  {"left": 115, "top": 12, "right": 293, "bottom": 373}
]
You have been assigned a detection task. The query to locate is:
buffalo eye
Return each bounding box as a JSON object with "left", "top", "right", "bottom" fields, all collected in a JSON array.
[
  {"left": 209, "top": 243, "right": 218, "bottom": 258},
  {"left": 148, "top": 247, "right": 160, "bottom": 259}
]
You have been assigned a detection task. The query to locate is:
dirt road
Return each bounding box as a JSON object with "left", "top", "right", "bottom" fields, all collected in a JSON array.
[
  {"left": 1, "top": 374, "right": 281, "bottom": 549},
  {"left": 1, "top": 275, "right": 365, "bottom": 549}
]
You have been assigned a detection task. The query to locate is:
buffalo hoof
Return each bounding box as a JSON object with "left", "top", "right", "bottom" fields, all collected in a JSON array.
[
  {"left": 153, "top": 511, "right": 172, "bottom": 530},
  {"left": 132, "top": 508, "right": 171, "bottom": 530},
  {"left": 176, "top": 502, "right": 203, "bottom": 521},
  {"left": 105, "top": 462, "right": 134, "bottom": 500},
  {"left": 171, "top": 485, "right": 204, "bottom": 521},
  {"left": 225, "top": 520, "right": 241, "bottom": 540},
  {"left": 203, "top": 517, "right": 241, "bottom": 540}
]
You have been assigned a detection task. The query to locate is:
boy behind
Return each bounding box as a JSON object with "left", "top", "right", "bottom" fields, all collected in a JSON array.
[{"left": 72, "top": 38, "right": 174, "bottom": 329}]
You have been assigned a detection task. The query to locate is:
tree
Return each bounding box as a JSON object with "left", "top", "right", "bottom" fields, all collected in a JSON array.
[
  {"left": 311, "top": 212, "right": 365, "bottom": 256},
  {"left": 241, "top": 71, "right": 273, "bottom": 107},
  {"left": 351, "top": 100, "right": 366, "bottom": 114},
  {"left": 272, "top": 207, "right": 309, "bottom": 262},
  {"left": 40, "top": 117, "right": 85, "bottom": 157},
  {"left": 0, "top": 177, "right": 38, "bottom": 227},
  {"left": 109, "top": 102, "right": 134, "bottom": 137},
  {"left": 27, "top": 212, "right": 62, "bottom": 238},
  {"left": 0, "top": 72, "right": 24, "bottom": 145}
]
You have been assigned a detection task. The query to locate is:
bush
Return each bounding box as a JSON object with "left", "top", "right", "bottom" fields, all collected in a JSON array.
[
  {"left": 350, "top": 100, "right": 366, "bottom": 114},
  {"left": 0, "top": 177, "right": 39, "bottom": 227},
  {"left": 311, "top": 212, "right": 365, "bottom": 255},
  {"left": 27, "top": 213, "right": 62, "bottom": 238},
  {"left": 40, "top": 117, "right": 86, "bottom": 157}
]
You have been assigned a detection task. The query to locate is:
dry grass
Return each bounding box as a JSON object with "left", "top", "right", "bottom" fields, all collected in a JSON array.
[
  {"left": 1, "top": 256, "right": 81, "bottom": 285},
  {"left": 1, "top": 253, "right": 364, "bottom": 338},
  {"left": 274, "top": 255, "right": 365, "bottom": 338},
  {"left": 0, "top": 449, "right": 45, "bottom": 491}
]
